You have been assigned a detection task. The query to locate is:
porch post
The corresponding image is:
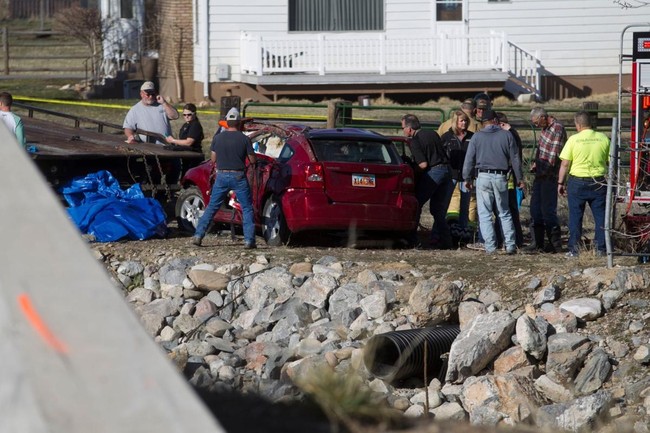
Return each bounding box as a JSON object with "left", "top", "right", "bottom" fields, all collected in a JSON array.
[
  {"left": 535, "top": 50, "right": 541, "bottom": 98},
  {"left": 255, "top": 34, "right": 263, "bottom": 76},
  {"left": 318, "top": 34, "right": 325, "bottom": 75},
  {"left": 440, "top": 33, "right": 448, "bottom": 74},
  {"left": 379, "top": 34, "right": 386, "bottom": 75},
  {"left": 501, "top": 32, "right": 508, "bottom": 72}
]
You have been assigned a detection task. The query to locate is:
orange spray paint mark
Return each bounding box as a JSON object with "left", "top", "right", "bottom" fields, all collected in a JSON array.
[{"left": 18, "top": 293, "right": 68, "bottom": 354}]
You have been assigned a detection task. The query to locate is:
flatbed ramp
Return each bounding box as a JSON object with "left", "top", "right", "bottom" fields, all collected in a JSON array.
[
  {"left": 25, "top": 116, "right": 197, "bottom": 156},
  {"left": 0, "top": 126, "right": 224, "bottom": 432}
]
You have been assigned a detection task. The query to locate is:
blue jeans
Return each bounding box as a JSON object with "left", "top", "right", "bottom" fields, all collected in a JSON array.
[
  {"left": 194, "top": 171, "right": 256, "bottom": 245},
  {"left": 485, "top": 187, "right": 524, "bottom": 247},
  {"left": 567, "top": 177, "right": 606, "bottom": 254},
  {"left": 530, "top": 177, "right": 559, "bottom": 228},
  {"left": 476, "top": 172, "right": 516, "bottom": 252},
  {"left": 414, "top": 165, "right": 454, "bottom": 246}
]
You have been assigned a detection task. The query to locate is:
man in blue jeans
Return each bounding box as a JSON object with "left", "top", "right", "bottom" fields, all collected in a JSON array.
[
  {"left": 401, "top": 113, "right": 454, "bottom": 248},
  {"left": 462, "top": 110, "right": 525, "bottom": 255},
  {"left": 526, "top": 107, "right": 567, "bottom": 253},
  {"left": 558, "top": 111, "right": 610, "bottom": 257},
  {"left": 192, "top": 108, "right": 257, "bottom": 249}
]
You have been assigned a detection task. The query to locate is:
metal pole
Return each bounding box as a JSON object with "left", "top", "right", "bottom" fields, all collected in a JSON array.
[
  {"left": 1, "top": 27, "right": 8, "bottom": 75},
  {"left": 605, "top": 117, "right": 617, "bottom": 268},
  {"left": 40, "top": 0, "right": 46, "bottom": 31}
]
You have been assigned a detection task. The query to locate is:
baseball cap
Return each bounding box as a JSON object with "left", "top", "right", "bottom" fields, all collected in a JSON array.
[
  {"left": 481, "top": 109, "right": 498, "bottom": 122},
  {"left": 462, "top": 98, "right": 476, "bottom": 108},
  {"left": 473, "top": 92, "right": 490, "bottom": 102},
  {"left": 476, "top": 99, "right": 489, "bottom": 109},
  {"left": 225, "top": 107, "right": 241, "bottom": 121},
  {"left": 140, "top": 81, "right": 155, "bottom": 92}
]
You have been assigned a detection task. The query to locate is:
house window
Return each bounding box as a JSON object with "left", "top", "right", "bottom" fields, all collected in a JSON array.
[
  {"left": 120, "top": 0, "right": 133, "bottom": 19},
  {"left": 289, "top": 0, "right": 384, "bottom": 32},
  {"left": 436, "top": 0, "right": 462, "bottom": 21}
]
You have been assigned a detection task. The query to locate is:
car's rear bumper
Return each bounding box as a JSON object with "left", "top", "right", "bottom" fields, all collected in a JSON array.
[{"left": 281, "top": 189, "right": 418, "bottom": 233}]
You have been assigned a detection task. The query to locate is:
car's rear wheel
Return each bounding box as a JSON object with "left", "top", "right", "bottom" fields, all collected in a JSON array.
[
  {"left": 175, "top": 186, "right": 205, "bottom": 233},
  {"left": 262, "top": 198, "right": 289, "bottom": 246}
]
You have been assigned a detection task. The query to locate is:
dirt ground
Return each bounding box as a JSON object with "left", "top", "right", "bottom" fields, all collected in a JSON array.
[{"left": 95, "top": 220, "right": 640, "bottom": 302}]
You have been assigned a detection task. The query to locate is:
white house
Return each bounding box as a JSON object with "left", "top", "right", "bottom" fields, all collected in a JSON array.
[
  {"left": 160, "top": 0, "right": 650, "bottom": 102},
  {"left": 99, "top": 0, "right": 146, "bottom": 72}
]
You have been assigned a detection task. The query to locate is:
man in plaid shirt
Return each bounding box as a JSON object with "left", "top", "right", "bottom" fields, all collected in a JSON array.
[{"left": 525, "top": 107, "right": 567, "bottom": 253}]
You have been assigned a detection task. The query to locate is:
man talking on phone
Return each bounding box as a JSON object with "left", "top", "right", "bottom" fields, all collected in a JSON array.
[{"left": 123, "top": 81, "right": 179, "bottom": 145}]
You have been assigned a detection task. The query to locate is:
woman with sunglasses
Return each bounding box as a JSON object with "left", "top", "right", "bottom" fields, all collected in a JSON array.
[{"left": 166, "top": 103, "right": 204, "bottom": 152}]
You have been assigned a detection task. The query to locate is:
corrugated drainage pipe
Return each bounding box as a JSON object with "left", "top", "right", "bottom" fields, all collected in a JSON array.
[{"left": 363, "top": 324, "right": 460, "bottom": 383}]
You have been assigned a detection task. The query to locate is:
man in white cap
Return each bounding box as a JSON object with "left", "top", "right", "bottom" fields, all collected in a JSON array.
[
  {"left": 192, "top": 107, "right": 258, "bottom": 249},
  {"left": 123, "top": 81, "right": 179, "bottom": 144}
]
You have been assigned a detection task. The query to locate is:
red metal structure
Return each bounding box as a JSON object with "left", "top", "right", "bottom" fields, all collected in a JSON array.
[
  {"left": 613, "top": 26, "right": 650, "bottom": 265},
  {"left": 628, "top": 31, "right": 650, "bottom": 204}
]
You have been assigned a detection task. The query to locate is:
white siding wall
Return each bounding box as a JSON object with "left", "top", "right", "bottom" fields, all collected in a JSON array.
[
  {"left": 467, "top": 0, "right": 649, "bottom": 76},
  {"left": 197, "top": 0, "right": 649, "bottom": 84},
  {"left": 385, "top": 0, "right": 432, "bottom": 34},
  {"left": 197, "top": 0, "right": 438, "bottom": 82},
  {"left": 194, "top": 0, "right": 287, "bottom": 82}
]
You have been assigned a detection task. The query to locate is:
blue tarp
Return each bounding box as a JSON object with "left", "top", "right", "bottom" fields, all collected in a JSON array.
[{"left": 60, "top": 170, "right": 168, "bottom": 242}]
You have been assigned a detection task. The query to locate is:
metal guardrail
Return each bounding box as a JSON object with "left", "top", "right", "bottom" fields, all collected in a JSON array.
[
  {"left": 242, "top": 101, "right": 627, "bottom": 138},
  {"left": 241, "top": 102, "right": 627, "bottom": 173},
  {"left": 242, "top": 101, "right": 328, "bottom": 122},
  {"left": 335, "top": 104, "right": 447, "bottom": 131}
]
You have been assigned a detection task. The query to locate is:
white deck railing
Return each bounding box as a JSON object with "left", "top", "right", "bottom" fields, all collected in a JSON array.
[
  {"left": 506, "top": 40, "right": 542, "bottom": 98},
  {"left": 241, "top": 31, "right": 507, "bottom": 75},
  {"left": 240, "top": 31, "right": 541, "bottom": 96}
]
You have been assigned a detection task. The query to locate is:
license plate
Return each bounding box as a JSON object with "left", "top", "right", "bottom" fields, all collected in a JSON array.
[{"left": 352, "top": 174, "right": 376, "bottom": 188}]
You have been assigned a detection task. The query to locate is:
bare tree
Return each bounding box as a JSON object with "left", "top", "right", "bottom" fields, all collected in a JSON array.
[{"left": 53, "top": 6, "right": 103, "bottom": 84}]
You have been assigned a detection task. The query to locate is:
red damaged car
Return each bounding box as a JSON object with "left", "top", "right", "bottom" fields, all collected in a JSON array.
[{"left": 175, "top": 122, "right": 418, "bottom": 246}]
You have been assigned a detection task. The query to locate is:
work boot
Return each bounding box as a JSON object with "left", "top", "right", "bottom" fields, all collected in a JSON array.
[
  {"left": 546, "top": 225, "right": 562, "bottom": 253},
  {"left": 523, "top": 224, "right": 545, "bottom": 253}
]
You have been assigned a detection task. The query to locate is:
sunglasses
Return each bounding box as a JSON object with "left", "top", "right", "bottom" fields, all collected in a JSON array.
[
  {"left": 183, "top": 112, "right": 194, "bottom": 117},
  {"left": 144, "top": 90, "right": 156, "bottom": 96}
]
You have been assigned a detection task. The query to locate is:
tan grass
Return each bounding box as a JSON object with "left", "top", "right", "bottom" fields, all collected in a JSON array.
[{"left": 295, "top": 367, "right": 404, "bottom": 432}]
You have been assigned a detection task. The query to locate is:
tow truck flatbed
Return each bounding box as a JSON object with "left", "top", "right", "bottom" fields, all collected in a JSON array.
[{"left": 18, "top": 104, "right": 206, "bottom": 210}]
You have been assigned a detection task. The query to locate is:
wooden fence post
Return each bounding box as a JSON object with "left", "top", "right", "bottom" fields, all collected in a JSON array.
[
  {"left": 2, "top": 27, "right": 8, "bottom": 75},
  {"left": 327, "top": 100, "right": 338, "bottom": 128}
]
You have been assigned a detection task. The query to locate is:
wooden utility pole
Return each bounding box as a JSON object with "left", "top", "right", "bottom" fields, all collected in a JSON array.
[
  {"left": 2, "top": 27, "right": 8, "bottom": 75},
  {"left": 40, "top": 0, "right": 46, "bottom": 31}
]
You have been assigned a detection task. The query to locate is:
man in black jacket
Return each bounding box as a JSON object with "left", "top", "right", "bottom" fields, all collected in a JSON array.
[{"left": 402, "top": 114, "right": 454, "bottom": 249}]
